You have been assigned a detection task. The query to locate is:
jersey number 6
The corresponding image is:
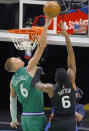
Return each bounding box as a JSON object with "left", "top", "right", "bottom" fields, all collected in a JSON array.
[
  {"left": 62, "top": 96, "right": 71, "bottom": 108},
  {"left": 20, "top": 84, "right": 28, "bottom": 98}
]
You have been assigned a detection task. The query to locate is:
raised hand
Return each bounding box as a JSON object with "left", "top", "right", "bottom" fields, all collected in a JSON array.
[
  {"left": 45, "top": 16, "right": 53, "bottom": 29},
  {"left": 58, "top": 21, "right": 68, "bottom": 36}
]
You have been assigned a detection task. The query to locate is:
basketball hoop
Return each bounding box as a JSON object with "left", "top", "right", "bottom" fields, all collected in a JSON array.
[{"left": 8, "top": 27, "right": 43, "bottom": 51}]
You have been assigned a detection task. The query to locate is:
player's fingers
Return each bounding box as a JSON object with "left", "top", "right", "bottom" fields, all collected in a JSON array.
[
  {"left": 15, "top": 125, "right": 18, "bottom": 128},
  {"left": 14, "top": 122, "right": 18, "bottom": 128},
  {"left": 47, "top": 17, "right": 53, "bottom": 22},
  {"left": 49, "top": 18, "right": 53, "bottom": 24},
  {"left": 59, "top": 21, "right": 64, "bottom": 29},
  {"left": 10, "top": 123, "right": 14, "bottom": 128},
  {"left": 45, "top": 16, "right": 52, "bottom": 25}
]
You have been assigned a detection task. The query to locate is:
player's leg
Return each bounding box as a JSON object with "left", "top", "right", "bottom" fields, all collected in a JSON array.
[
  {"left": 21, "top": 115, "right": 46, "bottom": 131},
  {"left": 48, "top": 116, "right": 76, "bottom": 131}
]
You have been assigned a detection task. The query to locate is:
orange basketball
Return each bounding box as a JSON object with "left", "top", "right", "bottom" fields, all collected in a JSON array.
[{"left": 43, "top": 1, "right": 60, "bottom": 18}]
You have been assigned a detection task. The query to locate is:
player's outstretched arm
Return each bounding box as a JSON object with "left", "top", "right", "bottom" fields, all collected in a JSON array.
[
  {"left": 35, "top": 82, "right": 54, "bottom": 98},
  {"left": 31, "top": 67, "right": 54, "bottom": 97},
  {"left": 27, "top": 17, "right": 53, "bottom": 71},
  {"left": 10, "top": 81, "right": 18, "bottom": 128},
  {"left": 58, "top": 21, "right": 76, "bottom": 90}
]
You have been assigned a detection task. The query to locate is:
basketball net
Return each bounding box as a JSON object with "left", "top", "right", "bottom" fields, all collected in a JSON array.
[{"left": 8, "top": 27, "right": 43, "bottom": 51}]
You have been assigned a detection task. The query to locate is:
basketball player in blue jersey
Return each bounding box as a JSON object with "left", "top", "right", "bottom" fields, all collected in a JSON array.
[
  {"left": 34, "top": 21, "right": 76, "bottom": 131},
  {"left": 4, "top": 17, "right": 52, "bottom": 131}
]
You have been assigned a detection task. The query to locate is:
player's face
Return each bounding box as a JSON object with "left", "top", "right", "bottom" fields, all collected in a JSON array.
[{"left": 12, "top": 57, "right": 25, "bottom": 69}]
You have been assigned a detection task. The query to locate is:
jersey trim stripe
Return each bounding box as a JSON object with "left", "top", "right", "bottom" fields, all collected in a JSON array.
[{"left": 22, "top": 112, "right": 44, "bottom": 116}]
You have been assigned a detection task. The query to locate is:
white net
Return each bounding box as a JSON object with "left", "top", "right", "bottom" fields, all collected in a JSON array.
[
  {"left": 9, "top": 29, "right": 40, "bottom": 51},
  {"left": 13, "top": 34, "right": 39, "bottom": 51},
  {"left": 13, "top": 40, "right": 38, "bottom": 51}
]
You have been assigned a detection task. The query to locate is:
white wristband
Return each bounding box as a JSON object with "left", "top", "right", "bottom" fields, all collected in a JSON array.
[{"left": 10, "top": 96, "right": 17, "bottom": 122}]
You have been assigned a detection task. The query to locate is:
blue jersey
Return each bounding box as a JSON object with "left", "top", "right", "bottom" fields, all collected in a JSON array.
[{"left": 75, "top": 103, "right": 85, "bottom": 127}]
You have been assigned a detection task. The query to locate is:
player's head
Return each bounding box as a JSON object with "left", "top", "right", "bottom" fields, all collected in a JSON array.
[
  {"left": 5, "top": 57, "right": 25, "bottom": 72},
  {"left": 55, "top": 68, "right": 68, "bottom": 85}
]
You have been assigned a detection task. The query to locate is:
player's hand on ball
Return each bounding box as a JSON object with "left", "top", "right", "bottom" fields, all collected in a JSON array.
[{"left": 10, "top": 121, "right": 18, "bottom": 128}]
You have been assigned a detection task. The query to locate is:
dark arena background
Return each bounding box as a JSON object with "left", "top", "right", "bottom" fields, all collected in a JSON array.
[{"left": 0, "top": 0, "right": 89, "bottom": 131}]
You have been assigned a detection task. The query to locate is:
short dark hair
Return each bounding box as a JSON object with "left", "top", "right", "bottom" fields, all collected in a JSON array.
[{"left": 55, "top": 68, "right": 68, "bottom": 84}]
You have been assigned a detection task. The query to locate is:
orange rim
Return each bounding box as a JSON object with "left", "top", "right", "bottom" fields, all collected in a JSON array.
[
  {"left": 32, "top": 26, "right": 43, "bottom": 35},
  {"left": 8, "top": 27, "right": 43, "bottom": 35},
  {"left": 8, "top": 29, "right": 36, "bottom": 34},
  {"left": 8, "top": 27, "right": 43, "bottom": 41}
]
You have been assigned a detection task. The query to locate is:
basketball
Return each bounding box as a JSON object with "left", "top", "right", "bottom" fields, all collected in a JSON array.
[{"left": 43, "top": 1, "right": 60, "bottom": 18}]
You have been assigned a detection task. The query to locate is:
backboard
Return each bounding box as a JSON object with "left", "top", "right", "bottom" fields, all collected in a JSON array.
[{"left": 0, "top": 0, "right": 89, "bottom": 47}]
